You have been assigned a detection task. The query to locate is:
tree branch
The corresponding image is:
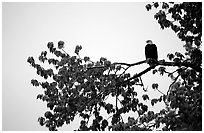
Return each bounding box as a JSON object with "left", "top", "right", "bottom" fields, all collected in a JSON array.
[
  {"left": 61, "top": 48, "right": 69, "bottom": 56},
  {"left": 113, "top": 60, "right": 146, "bottom": 67},
  {"left": 117, "top": 59, "right": 201, "bottom": 86},
  {"left": 114, "top": 59, "right": 201, "bottom": 73},
  {"left": 158, "top": 60, "right": 202, "bottom": 73},
  {"left": 117, "top": 65, "right": 157, "bottom": 86}
]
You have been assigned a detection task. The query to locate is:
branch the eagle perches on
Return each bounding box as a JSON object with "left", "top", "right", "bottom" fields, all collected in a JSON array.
[{"left": 114, "top": 59, "right": 201, "bottom": 86}]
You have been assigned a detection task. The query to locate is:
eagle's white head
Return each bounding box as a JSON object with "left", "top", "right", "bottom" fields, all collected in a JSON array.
[{"left": 146, "top": 40, "right": 153, "bottom": 45}]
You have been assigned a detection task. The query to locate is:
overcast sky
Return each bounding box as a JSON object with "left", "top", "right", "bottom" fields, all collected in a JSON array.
[{"left": 2, "top": 2, "right": 185, "bottom": 131}]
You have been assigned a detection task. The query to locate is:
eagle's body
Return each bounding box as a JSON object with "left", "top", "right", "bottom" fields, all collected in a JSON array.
[{"left": 145, "top": 40, "right": 158, "bottom": 66}]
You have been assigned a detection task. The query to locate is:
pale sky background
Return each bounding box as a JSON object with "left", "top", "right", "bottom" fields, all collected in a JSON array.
[{"left": 2, "top": 2, "right": 186, "bottom": 131}]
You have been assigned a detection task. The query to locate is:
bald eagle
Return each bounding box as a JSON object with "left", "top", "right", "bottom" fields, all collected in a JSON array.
[{"left": 145, "top": 40, "right": 158, "bottom": 66}]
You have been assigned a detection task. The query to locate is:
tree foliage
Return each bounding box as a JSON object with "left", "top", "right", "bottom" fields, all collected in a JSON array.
[
  {"left": 145, "top": 2, "right": 202, "bottom": 130},
  {"left": 27, "top": 2, "right": 201, "bottom": 131}
]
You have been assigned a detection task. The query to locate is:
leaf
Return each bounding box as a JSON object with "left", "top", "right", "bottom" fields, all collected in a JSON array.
[
  {"left": 158, "top": 67, "right": 166, "bottom": 75},
  {"left": 84, "top": 56, "right": 90, "bottom": 62},
  {"left": 54, "top": 51, "right": 62, "bottom": 57},
  {"left": 142, "top": 94, "right": 149, "bottom": 101},
  {"left": 167, "top": 53, "right": 174, "bottom": 60},
  {"left": 171, "top": 24, "right": 180, "bottom": 33},
  {"left": 128, "top": 117, "right": 136, "bottom": 125},
  {"left": 41, "top": 81, "right": 49, "bottom": 89},
  {"left": 102, "top": 119, "right": 108, "bottom": 128},
  {"left": 31, "top": 79, "right": 39, "bottom": 86},
  {"left": 138, "top": 109, "right": 144, "bottom": 115},
  {"left": 148, "top": 111, "right": 154, "bottom": 116},
  {"left": 104, "top": 60, "right": 111, "bottom": 68},
  {"left": 58, "top": 41, "right": 64, "bottom": 49},
  {"left": 47, "top": 42, "right": 54, "bottom": 49},
  {"left": 75, "top": 45, "right": 82, "bottom": 55},
  {"left": 160, "top": 109, "right": 166, "bottom": 114},
  {"left": 38, "top": 117, "right": 45, "bottom": 126},
  {"left": 27, "top": 57, "right": 35, "bottom": 65},
  {"left": 42, "top": 95, "right": 49, "bottom": 102},
  {"left": 37, "top": 94, "right": 43, "bottom": 99},
  {"left": 124, "top": 73, "right": 131, "bottom": 79},
  {"left": 152, "top": 83, "right": 158, "bottom": 89},
  {"left": 152, "top": 69, "right": 157, "bottom": 74},
  {"left": 44, "top": 111, "right": 53, "bottom": 118},
  {"left": 105, "top": 103, "right": 113, "bottom": 114},
  {"left": 162, "top": 2, "right": 169, "bottom": 9},
  {"left": 116, "top": 65, "right": 121, "bottom": 70},
  {"left": 175, "top": 52, "right": 184, "bottom": 59},
  {"left": 151, "top": 98, "right": 158, "bottom": 106},
  {"left": 47, "top": 102, "right": 54, "bottom": 110},
  {"left": 46, "top": 69, "right": 54, "bottom": 77},
  {"left": 141, "top": 104, "right": 148, "bottom": 112},
  {"left": 173, "top": 57, "right": 180, "bottom": 64},
  {"left": 146, "top": 4, "right": 152, "bottom": 11},
  {"left": 153, "top": 2, "right": 159, "bottom": 8}
]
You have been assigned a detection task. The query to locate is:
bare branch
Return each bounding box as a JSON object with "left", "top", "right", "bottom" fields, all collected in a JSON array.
[
  {"left": 118, "top": 65, "right": 157, "bottom": 86},
  {"left": 158, "top": 60, "right": 202, "bottom": 72},
  {"left": 114, "top": 60, "right": 146, "bottom": 67},
  {"left": 155, "top": 88, "right": 166, "bottom": 95},
  {"left": 61, "top": 48, "right": 69, "bottom": 56}
]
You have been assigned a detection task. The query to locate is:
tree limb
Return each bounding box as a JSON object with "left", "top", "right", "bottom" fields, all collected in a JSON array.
[
  {"left": 158, "top": 60, "right": 202, "bottom": 73},
  {"left": 117, "top": 59, "right": 201, "bottom": 86},
  {"left": 113, "top": 60, "right": 146, "bottom": 67},
  {"left": 115, "top": 59, "right": 201, "bottom": 73},
  {"left": 117, "top": 65, "right": 157, "bottom": 86}
]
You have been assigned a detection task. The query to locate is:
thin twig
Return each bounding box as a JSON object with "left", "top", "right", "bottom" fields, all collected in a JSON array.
[
  {"left": 164, "top": 69, "right": 178, "bottom": 75},
  {"left": 116, "top": 91, "right": 118, "bottom": 111},
  {"left": 155, "top": 88, "right": 166, "bottom": 95},
  {"left": 106, "top": 115, "right": 113, "bottom": 121},
  {"left": 61, "top": 48, "right": 69, "bottom": 55},
  {"left": 139, "top": 76, "right": 146, "bottom": 91}
]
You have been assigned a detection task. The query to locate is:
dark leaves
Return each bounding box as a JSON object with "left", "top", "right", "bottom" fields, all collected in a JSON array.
[
  {"left": 75, "top": 45, "right": 82, "bottom": 55},
  {"left": 167, "top": 53, "right": 174, "bottom": 60},
  {"left": 141, "top": 104, "right": 148, "bottom": 112},
  {"left": 162, "top": 2, "right": 169, "bottom": 9},
  {"left": 44, "top": 111, "right": 53, "bottom": 119},
  {"left": 84, "top": 56, "right": 90, "bottom": 62},
  {"left": 151, "top": 98, "right": 158, "bottom": 106},
  {"left": 146, "top": 4, "right": 152, "bottom": 11},
  {"left": 152, "top": 83, "right": 158, "bottom": 89},
  {"left": 58, "top": 41, "right": 64, "bottom": 49},
  {"left": 31, "top": 79, "right": 39, "bottom": 86},
  {"left": 37, "top": 94, "right": 43, "bottom": 99},
  {"left": 153, "top": 2, "right": 159, "bottom": 8},
  {"left": 158, "top": 67, "right": 166, "bottom": 75},
  {"left": 105, "top": 103, "right": 114, "bottom": 114},
  {"left": 47, "top": 42, "right": 54, "bottom": 49},
  {"left": 142, "top": 94, "right": 149, "bottom": 101},
  {"left": 38, "top": 117, "right": 45, "bottom": 126},
  {"left": 102, "top": 119, "right": 109, "bottom": 128},
  {"left": 27, "top": 57, "right": 35, "bottom": 65},
  {"left": 47, "top": 102, "right": 54, "bottom": 110}
]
